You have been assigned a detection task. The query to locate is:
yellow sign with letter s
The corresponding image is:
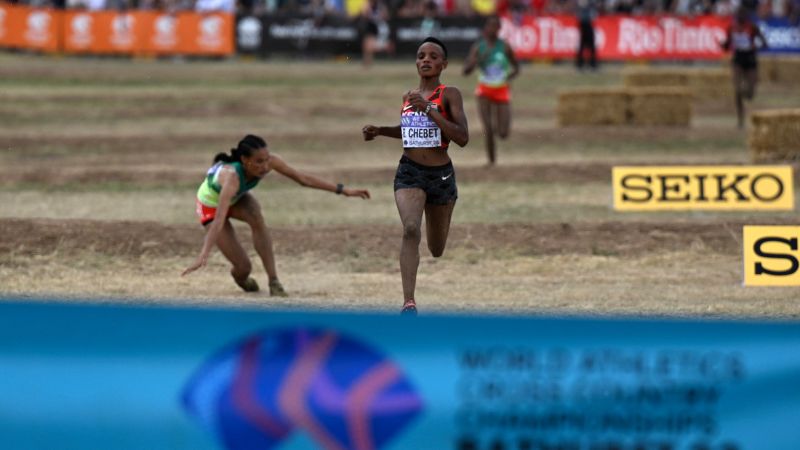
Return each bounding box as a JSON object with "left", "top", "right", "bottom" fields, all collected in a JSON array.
[{"left": 743, "top": 226, "right": 800, "bottom": 286}]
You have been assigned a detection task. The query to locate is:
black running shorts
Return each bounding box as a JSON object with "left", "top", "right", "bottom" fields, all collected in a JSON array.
[
  {"left": 394, "top": 155, "right": 457, "bottom": 205},
  {"left": 733, "top": 50, "right": 758, "bottom": 71}
]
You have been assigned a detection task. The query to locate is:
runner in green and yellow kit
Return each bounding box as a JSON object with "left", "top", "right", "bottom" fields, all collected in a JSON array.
[
  {"left": 182, "top": 134, "right": 370, "bottom": 296},
  {"left": 463, "top": 15, "right": 520, "bottom": 166}
]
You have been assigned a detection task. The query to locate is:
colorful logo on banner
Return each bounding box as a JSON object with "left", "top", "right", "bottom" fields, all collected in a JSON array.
[
  {"left": 743, "top": 225, "right": 800, "bottom": 286},
  {"left": 237, "top": 16, "right": 262, "bottom": 50},
  {"left": 612, "top": 166, "right": 795, "bottom": 211},
  {"left": 181, "top": 328, "right": 423, "bottom": 450},
  {"left": 110, "top": 14, "right": 135, "bottom": 48},
  {"left": 68, "top": 13, "right": 93, "bottom": 49},
  {"left": 25, "top": 11, "right": 51, "bottom": 46},
  {"left": 153, "top": 14, "right": 177, "bottom": 49},
  {"left": 0, "top": 8, "right": 7, "bottom": 41},
  {"left": 198, "top": 15, "right": 223, "bottom": 49}
]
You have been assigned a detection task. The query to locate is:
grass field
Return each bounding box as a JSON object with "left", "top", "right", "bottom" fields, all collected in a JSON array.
[{"left": 1, "top": 52, "right": 798, "bottom": 317}]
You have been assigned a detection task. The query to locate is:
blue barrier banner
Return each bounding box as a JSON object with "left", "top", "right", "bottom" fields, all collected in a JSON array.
[
  {"left": 760, "top": 19, "right": 800, "bottom": 53},
  {"left": 1, "top": 300, "right": 799, "bottom": 450}
]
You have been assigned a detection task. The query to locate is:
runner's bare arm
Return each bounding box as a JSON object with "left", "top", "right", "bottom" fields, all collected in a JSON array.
[
  {"left": 182, "top": 168, "right": 240, "bottom": 276},
  {"left": 720, "top": 27, "right": 731, "bottom": 50},
  {"left": 755, "top": 26, "right": 768, "bottom": 49},
  {"left": 363, "top": 125, "right": 402, "bottom": 140},
  {"left": 462, "top": 43, "right": 479, "bottom": 76},
  {"left": 270, "top": 155, "right": 370, "bottom": 199},
  {"left": 427, "top": 87, "right": 469, "bottom": 147},
  {"left": 506, "top": 42, "right": 520, "bottom": 81}
]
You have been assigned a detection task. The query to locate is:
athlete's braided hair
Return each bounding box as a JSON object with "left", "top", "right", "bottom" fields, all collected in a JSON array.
[{"left": 214, "top": 134, "right": 267, "bottom": 163}]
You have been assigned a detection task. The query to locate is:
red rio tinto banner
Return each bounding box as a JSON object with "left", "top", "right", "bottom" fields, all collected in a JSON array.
[{"left": 500, "top": 15, "right": 730, "bottom": 60}]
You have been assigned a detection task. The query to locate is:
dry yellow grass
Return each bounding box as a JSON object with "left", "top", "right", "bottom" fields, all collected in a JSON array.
[
  {"left": 3, "top": 249, "right": 798, "bottom": 317},
  {"left": 749, "top": 108, "right": 800, "bottom": 162}
]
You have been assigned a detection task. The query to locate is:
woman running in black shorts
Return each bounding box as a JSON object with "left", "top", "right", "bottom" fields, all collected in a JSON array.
[
  {"left": 362, "top": 37, "right": 469, "bottom": 315},
  {"left": 182, "top": 134, "right": 370, "bottom": 296},
  {"left": 722, "top": 7, "right": 768, "bottom": 128}
]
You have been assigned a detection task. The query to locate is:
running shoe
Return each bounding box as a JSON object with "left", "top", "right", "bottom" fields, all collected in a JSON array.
[
  {"left": 269, "top": 279, "right": 288, "bottom": 297},
  {"left": 401, "top": 299, "right": 417, "bottom": 316},
  {"left": 238, "top": 277, "right": 260, "bottom": 293}
]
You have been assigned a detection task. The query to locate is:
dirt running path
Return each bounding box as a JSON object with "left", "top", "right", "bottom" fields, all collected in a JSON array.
[
  {"left": 0, "top": 162, "right": 616, "bottom": 186},
  {"left": 4, "top": 218, "right": 799, "bottom": 318},
  {"left": 1, "top": 217, "right": 771, "bottom": 260}
]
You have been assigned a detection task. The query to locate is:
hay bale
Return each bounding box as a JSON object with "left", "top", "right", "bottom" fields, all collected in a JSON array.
[
  {"left": 558, "top": 87, "right": 692, "bottom": 127},
  {"left": 759, "top": 56, "right": 800, "bottom": 83},
  {"left": 685, "top": 68, "right": 732, "bottom": 100},
  {"left": 771, "top": 56, "right": 800, "bottom": 83},
  {"left": 759, "top": 56, "right": 778, "bottom": 82},
  {"left": 623, "top": 67, "right": 731, "bottom": 100},
  {"left": 622, "top": 68, "right": 688, "bottom": 88},
  {"left": 628, "top": 87, "right": 692, "bottom": 126},
  {"left": 749, "top": 109, "right": 800, "bottom": 162},
  {"left": 557, "top": 88, "right": 629, "bottom": 126}
]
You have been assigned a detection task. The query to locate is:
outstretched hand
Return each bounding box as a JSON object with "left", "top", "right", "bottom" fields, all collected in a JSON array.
[
  {"left": 182, "top": 254, "right": 208, "bottom": 276},
  {"left": 362, "top": 125, "right": 379, "bottom": 141},
  {"left": 344, "top": 188, "right": 371, "bottom": 199}
]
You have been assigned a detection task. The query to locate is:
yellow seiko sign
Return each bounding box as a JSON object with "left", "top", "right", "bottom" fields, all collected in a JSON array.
[
  {"left": 743, "top": 226, "right": 800, "bottom": 286},
  {"left": 612, "top": 166, "right": 795, "bottom": 211}
]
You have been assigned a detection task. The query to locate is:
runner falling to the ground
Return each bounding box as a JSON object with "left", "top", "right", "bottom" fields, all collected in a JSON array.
[
  {"left": 182, "top": 134, "right": 370, "bottom": 295},
  {"left": 362, "top": 37, "right": 469, "bottom": 315}
]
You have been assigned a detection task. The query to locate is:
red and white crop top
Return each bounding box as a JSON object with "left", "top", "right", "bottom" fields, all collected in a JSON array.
[{"left": 400, "top": 84, "right": 451, "bottom": 150}]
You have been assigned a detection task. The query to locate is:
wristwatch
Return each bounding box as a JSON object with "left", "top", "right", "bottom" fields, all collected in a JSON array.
[{"left": 424, "top": 102, "right": 436, "bottom": 114}]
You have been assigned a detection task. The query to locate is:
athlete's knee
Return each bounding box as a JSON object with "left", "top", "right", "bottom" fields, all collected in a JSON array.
[
  {"left": 248, "top": 215, "right": 268, "bottom": 237},
  {"left": 428, "top": 242, "right": 445, "bottom": 258},
  {"left": 230, "top": 259, "right": 252, "bottom": 280},
  {"left": 498, "top": 128, "right": 510, "bottom": 139},
  {"left": 402, "top": 222, "right": 421, "bottom": 242}
]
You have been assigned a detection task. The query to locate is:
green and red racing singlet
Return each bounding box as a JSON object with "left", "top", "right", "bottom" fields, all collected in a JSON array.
[
  {"left": 196, "top": 161, "right": 260, "bottom": 208},
  {"left": 477, "top": 38, "right": 512, "bottom": 88}
]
